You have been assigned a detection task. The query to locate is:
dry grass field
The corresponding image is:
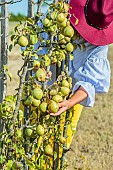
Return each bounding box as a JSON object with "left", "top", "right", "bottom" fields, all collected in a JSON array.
[{"left": 7, "top": 22, "right": 113, "bottom": 170}]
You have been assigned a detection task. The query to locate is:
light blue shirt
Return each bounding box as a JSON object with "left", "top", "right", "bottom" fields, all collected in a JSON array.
[
  {"left": 32, "top": 24, "right": 110, "bottom": 107},
  {"left": 70, "top": 37, "right": 110, "bottom": 107}
]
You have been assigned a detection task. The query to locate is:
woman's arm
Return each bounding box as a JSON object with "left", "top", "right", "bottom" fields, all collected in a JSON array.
[{"left": 50, "top": 86, "right": 88, "bottom": 116}]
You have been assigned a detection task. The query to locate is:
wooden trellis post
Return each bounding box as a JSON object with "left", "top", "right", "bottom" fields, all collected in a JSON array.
[
  {"left": 0, "top": 0, "right": 8, "bottom": 134},
  {"left": 28, "top": 0, "right": 34, "bottom": 18},
  {"left": 0, "top": 0, "right": 8, "bottom": 102},
  {"left": 0, "top": 2, "right": 8, "bottom": 170}
]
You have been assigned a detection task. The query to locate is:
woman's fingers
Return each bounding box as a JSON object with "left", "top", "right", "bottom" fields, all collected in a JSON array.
[
  {"left": 58, "top": 100, "right": 67, "bottom": 108},
  {"left": 50, "top": 106, "right": 67, "bottom": 117},
  {"left": 49, "top": 100, "right": 69, "bottom": 117}
]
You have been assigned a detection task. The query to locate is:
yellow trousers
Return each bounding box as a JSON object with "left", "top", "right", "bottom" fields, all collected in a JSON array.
[
  {"left": 46, "top": 104, "right": 83, "bottom": 169},
  {"left": 59, "top": 104, "right": 83, "bottom": 158}
]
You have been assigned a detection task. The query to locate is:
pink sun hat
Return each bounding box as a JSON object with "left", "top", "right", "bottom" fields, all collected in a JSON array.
[{"left": 69, "top": 0, "right": 113, "bottom": 46}]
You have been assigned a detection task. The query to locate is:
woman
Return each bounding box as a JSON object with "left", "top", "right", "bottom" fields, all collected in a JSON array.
[{"left": 50, "top": 0, "right": 113, "bottom": 116}]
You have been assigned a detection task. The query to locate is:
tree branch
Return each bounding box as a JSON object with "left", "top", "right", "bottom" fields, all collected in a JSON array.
[
  {"left": 12, "top": 59, "right": 28, "bottom": 123},
  {"left": 37, "top": 0, "right": 44, "bottom": 13}
]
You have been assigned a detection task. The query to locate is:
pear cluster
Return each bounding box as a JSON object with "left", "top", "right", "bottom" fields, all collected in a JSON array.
[{"left": 22, "top": 70, "right": 72, "bottom": 114}]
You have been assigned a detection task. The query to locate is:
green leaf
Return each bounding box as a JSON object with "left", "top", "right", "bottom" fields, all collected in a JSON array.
[
  {"left": 5, "top": 95, "right": 16, "bottom": 102},
  {"left": 75, "top": 18, "right": 79, "bottom": 25},
  {"left": 36, "top": 164, "right": 40, "bottom": 169},
  {"left": 9, "top": 44, "right": 13, "bottom": 52},
  {"left": 14, "top": 22, "right": 22, "bottom": 33},
  {"left": 0, "top": 155, "right": 5, "bottom": 164},
  {"left": 19, "top": 148, "right": 25, "bottom": 155},
  {"left": 26, "top": 159, "right": 35, "bottom": 168},
  {"left": 0, "top": 132, "right": 6, "bottom": 137},
  {"left": 54, "top": 151, "right": 57, "bottom": 161},
  {"left": 11, "top": 162, "right": 16, "bottom": 170},
  {"left": 14, "top": 26, "right": 19, "bottom": 33},
  {"left": 32, "top": 53, "right": 39, "bottom": 59},
  {"left": 27, "top": 45, "right": 34, "bottom": 51},
  {"left": 21, "top": 50, "right": 30, "bottom": 56},
  {"left": 11, "top": 35, "right": 16, "bottom": 41},
  {"left": 77, "top": 44, "right": 81, "bottom": 50},
  {"left": 14, "top": 39, "right": 18, "bottom": 46},
  {"left": 26, "top": 18, "right": 34, "bottom": 25},
  {"left": 0, "top": 104, "right": 4, "bottom": 115},
  {"left": 6, "top": 138, "right": 12, "bottom": 144},
  {"left": 7, "top": 72, "right": 13, "bottom": 81},
  {"left": 37, "top": 47, "right": 42, "bottom": 51},
  {"left": 81, "top": 43, "right": 86, "bottom": 51},
  {"left": 6, "top": 160, "right": 13, "bottom": 169},
  {"left": 4, "top": 65, "right": 8, "bottom": 71}
]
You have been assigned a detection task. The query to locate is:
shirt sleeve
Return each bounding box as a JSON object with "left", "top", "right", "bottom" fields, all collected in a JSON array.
[{"left": 72, "top": 48, "right": 110, "bottom": 107}]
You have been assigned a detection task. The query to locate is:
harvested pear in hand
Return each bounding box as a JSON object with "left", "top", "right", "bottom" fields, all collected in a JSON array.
[{"left": 48, "top": 100, "right": 59, "bottom": 113}]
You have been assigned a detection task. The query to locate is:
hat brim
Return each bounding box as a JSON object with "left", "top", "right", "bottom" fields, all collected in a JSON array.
[{"left": 69, "top": 0, "right": 113, "bottom": 46}]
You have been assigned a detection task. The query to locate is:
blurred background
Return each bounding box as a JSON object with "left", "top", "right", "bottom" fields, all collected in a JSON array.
[{"left": 8, "top": 0, "right": 49, "bottom": 16}]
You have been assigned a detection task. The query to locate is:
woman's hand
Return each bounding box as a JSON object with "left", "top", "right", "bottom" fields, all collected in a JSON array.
[
  {"left": 49, "top": 86, "right": 88, "bottom": 117},
  {"left": 50, "top": 100, "right": 71, "bottom": 117}
]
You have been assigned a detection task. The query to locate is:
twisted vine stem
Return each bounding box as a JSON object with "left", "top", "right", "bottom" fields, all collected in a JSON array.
[{"left": 13, "top": 59, "right": 28, "bottom": 123}]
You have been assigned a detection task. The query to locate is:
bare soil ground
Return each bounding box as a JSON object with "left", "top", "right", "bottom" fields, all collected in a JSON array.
[{"left": 7, "top": 22, "right": 113, "bottom": 170}]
